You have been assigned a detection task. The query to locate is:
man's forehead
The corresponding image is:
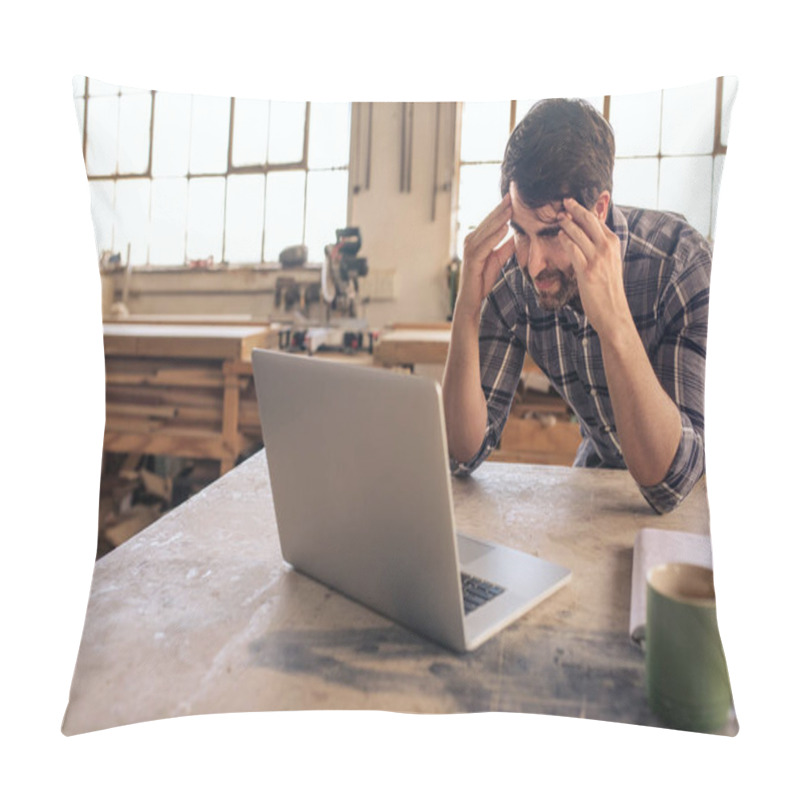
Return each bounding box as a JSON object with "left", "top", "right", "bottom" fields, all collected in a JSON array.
[
  {"left": 531, "top": 201, "right": 566, "bottom": 223},
  {"left": 509, "top": 182, "right": 564, "bottom": 225}
]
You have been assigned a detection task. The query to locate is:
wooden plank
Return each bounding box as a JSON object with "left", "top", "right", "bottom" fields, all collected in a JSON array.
[
  {"left": 106, "top": 403, "right": 222, "bottom": 424},
  {"left": 105, "top": 369, "right": 225, "bottom": 388},
  {"left": 106, "top": 403, "right": 179, "bottom": 420},
  {"left": 221, "top": 370, "right": 242, "bottom": 474},
  {"left": 103, "top": 429, "right": 228, "bottom": 460},
  {"left": 498, "top": 416, "right": 581, "bottom": 458},
  {"left": 373, "top": 329, "right": 451, "bottom": 366},
  {"left": 389, "top": 321, "right": 451, "bottom": 330},
  {"left": 374, "top": 326, "right": 541, "bottom": 374},
  {"left": 104, "top": 314, "right": 269, "bottom": 325},
  {"left": 106, "top": 385, "right": 224, "bottom": 409},
  {"left": 487, "top": 449, "right": 575, "bottom": 467},
  {"left": 105, "top": 356, "right": 222, "bottom": 372},
  {"left": 103, "top": 324, "right": 273, "bottom": 361}
]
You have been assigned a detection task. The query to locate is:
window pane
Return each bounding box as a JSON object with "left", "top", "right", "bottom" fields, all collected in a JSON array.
[
  {"left": 460, "top": 102, "right": 510, "bottom": 163},
  {"left": 721, "top": 76, "right": 738, "bottom": 148},
  {"left": 308, "top": 103, "right": 351, "bottom": 168},
  {"left": 711, "top": 155, "right": 726, "bottom": 239},
  {"left": 661, "top": 80, "right": 716, "bottom": 156},
  {"left": 85, "top": 94, "right": 118, "bottom": 175},
  {"left": 612, "top": 158, "right": 659, "bottom": 210},
  {"left": 658, "top": 155, "right": 713, "bottom": 236},
  {"left": 231, "top": 97, "right": 269, "bottom": 167},
  {"left": 152, "top": 91, "right": 191, "bottom": 177},
  {"left": 268, "top": 101, "right": 306, "bottom": 164},
  {"left": 114, "top": 179, "right": 151, "bottom": 265},
  {"left": 189, "top": 94, "right": 230, "bottom": 174},
  {"left": 118, "top": 91, "right": 152, "bottom": 174},
  {"left": 514, "top": 98, "right": 544, "bottom": 126},
  {"left": 88, "top": 180, "right": 115, "bottom": 255},
  {"left": 225, "top": 174, "right": 266, "bottom": 263},
  {"left": 186, "top": 177, "right": 225, "bottom": 261},
  {"left": 609, "top": 90, "right": 661, "bottom": 157},
  {"left": 73, "top": 97, "right": 85, "bottom": 146},
  {"left": 119, "top": 83, "right": 149, "bottom": 95},
  {"left": 73, "top": 75, "right": 87, "bottom": 97},
  {"left": 264, "top": 171, "right": 305, "bottom": 262},
  {"left": 457, "top": 163, "right": 503, "bottom": 256},
  {"left": 305, "top": 170, "right": 348, "bottom": 262},
  {"left": 88, "top": 78, "right": 118, "bottom": 97},
  {"left": 150, "top": 178, "right": 188, "bottom": 266}
]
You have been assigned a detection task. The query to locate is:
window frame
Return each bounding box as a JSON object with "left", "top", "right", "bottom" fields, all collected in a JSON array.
[
  {"left": 75, "top": 78, "right": 350, "bottom": 268},
  {"left": 454, "top": 77, "right": 731, "bottom": 247}
]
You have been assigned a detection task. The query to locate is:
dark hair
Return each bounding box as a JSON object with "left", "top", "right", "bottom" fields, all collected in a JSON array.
[{"left": 500, "top": 98, "right": 615, "bottom": 210}]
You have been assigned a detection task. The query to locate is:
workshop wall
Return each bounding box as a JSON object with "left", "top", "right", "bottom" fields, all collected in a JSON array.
[{"left": 100, "top": 101, "right": 458, "bottom": 329}]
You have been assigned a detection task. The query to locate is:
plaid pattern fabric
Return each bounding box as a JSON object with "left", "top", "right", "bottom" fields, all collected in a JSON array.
[{"left": 450, "top": 203, "right": 712, "bottom": 515}]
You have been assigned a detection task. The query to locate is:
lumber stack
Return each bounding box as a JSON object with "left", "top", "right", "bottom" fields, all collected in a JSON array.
[{"left": 102, "top": 323, "right": 277, "bottom": 473}]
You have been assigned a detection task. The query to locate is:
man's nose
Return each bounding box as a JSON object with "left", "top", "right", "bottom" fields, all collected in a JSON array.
[{"left": 526, "top": 238, "right": 548, "bottom": 277}]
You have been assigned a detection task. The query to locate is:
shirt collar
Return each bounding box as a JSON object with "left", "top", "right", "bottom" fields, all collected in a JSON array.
[{"left": 607, "top": 201, "right": 629, "bottom": 263}]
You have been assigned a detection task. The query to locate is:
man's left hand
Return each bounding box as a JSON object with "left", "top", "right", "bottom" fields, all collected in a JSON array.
[{"left": 557, "top": 196, "right": 631, "bottom": 339}]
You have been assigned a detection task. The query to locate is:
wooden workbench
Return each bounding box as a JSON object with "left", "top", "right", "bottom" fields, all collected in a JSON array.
[
  {"left": 102, "top": 323, "right": 277, "bottom": 473},
  {"left": 373, "top": 324, "right": 582, "bottom": 465},
  {"left": 63, "top": 454, "right": 718, "bottom": 736}
]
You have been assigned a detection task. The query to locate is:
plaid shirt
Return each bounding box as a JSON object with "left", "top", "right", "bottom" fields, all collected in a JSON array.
[{"left": 451, "top": 203, "right": 711, "bottom": 514}]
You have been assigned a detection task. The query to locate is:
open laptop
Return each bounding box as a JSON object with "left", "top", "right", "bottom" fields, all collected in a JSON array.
[{"left": 252, "top": 348, "right": 571, "bottom": 652}]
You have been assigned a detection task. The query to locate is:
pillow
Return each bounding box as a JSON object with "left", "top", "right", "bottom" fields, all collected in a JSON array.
[{"left": 64, "top": 76, "right": 737, "bottom": 742}]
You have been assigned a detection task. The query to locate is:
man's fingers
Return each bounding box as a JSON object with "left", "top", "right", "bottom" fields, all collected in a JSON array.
[
  {"left": 483, "top": 236, "right": 516, "bottom": 292},
  {"left": 558, "top": 213, "right": 595, "bottom": 260},
  {"left": 562, "top": 197, "right": 606, "bottom": 245},
  {"left": 490, "top": 235, "right": 516, "bottom": 272},
  {"left": 557, "top": 230, "right": 589, "bottom": 275},
  {"left": 466, "top": 195, "right": 512, "bottom": 249},
  {"left": 466, "top": 221, "right": 512, "bottom": 268}
]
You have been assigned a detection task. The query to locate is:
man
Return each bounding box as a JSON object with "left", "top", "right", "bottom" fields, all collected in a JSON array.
[{"left": 442, "top": 98, "right": 710, "bottom": 514}]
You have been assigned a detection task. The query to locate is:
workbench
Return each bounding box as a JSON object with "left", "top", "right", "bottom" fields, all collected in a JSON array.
[
  {"left": 63, "top": 454, "right": 717, "bottom": 735},
  {"left": 373, "top": 324, "right": 582, "bottom": 465},
  {"left": 102, "top": 323, "right": 277, "bottom": 473}
]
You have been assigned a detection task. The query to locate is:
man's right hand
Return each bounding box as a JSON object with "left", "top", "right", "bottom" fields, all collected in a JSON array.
[{"left": 455, "top": 194, "right": 516, "bottom": 321}]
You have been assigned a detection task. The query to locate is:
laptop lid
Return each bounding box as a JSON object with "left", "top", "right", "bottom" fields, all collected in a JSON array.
[{"left": 252, "top": 349, "right": 468, "bottom": 651}]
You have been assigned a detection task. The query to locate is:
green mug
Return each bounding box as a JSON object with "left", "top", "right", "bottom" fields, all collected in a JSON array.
[{"left": 645, "top": 563, "right": 734, "bottom": 733}]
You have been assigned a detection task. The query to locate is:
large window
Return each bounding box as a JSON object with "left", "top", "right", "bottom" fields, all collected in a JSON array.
[
  {"left": 456, "top": 77, "right": 737, "bottom": 255},
  {"left": 73, "top": 77, "right": 351, "bottom": 267}
]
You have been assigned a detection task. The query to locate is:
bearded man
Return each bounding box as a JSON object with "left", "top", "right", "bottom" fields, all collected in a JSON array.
[{"left": 442, "top": 98, "right": 710, "bottom": 514}]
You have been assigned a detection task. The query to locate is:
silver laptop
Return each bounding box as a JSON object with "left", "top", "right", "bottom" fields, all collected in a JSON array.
[{"left": 252, "top": 348, "right": 571, "bottom": 652}]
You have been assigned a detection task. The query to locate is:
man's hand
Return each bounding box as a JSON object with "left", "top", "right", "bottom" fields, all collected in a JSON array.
[
  {"left": 443, "top": 195, "right": 515, "bottom": 464},
  {"left": 456, "top": 194, "right": 516, "bottom": 322},
  {"left": 558, "top": 196, "right": 683, "bottom": 487},
  {"left": 557, "top": 196, "right": 631, "bottom": 340}
]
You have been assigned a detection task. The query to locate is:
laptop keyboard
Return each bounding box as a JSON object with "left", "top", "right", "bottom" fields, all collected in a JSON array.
[{"left": 461, "top": 572, "right": 506, "bottom": 615}]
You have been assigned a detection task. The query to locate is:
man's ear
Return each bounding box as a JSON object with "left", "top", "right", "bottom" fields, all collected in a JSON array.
[{"left": 593, "top": 191, "right": 611, "bottom": 222}]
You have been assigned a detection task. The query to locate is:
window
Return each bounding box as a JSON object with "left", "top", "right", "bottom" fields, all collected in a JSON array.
[
  {"left": 456, "top": 78, "right": 737, "bottom": 254},
  {"left": 73, "top": 77, "right": 351, "bottom": 267}
]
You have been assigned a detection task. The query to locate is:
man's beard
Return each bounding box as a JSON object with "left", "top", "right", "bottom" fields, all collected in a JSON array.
[{"left": 530, "top": 266, "right": 579, "bottom": 311}]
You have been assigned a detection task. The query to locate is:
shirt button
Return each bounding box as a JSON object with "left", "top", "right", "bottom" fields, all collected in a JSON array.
[
  {"left": 582, "top": 339, "right": 589, "bottom": 349},
  {"left": 590, "top": 389, "right": 598, "bottom": 397}
]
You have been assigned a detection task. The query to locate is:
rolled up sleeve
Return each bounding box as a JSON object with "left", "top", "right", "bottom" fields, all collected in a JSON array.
[
  {"left": 450, "top": 270, "right": 526, "bottom": 477},
  {"left": 638, "top": 241, "right": 710, "bottom": 513}
]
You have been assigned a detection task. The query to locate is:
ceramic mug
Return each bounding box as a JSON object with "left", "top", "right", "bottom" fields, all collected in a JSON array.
[{"left": 645, "top": 563, "right": 733, "bottom": 733}]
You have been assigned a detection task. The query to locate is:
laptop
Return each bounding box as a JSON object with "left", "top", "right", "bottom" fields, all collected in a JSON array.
[{"left": 252, "top": 348, "right": 571, "bottom": 652}]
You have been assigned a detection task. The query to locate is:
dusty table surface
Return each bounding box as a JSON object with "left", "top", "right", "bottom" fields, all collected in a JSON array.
[{"left": 63, "top": 453, "right": 711, "bottom": 735}]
